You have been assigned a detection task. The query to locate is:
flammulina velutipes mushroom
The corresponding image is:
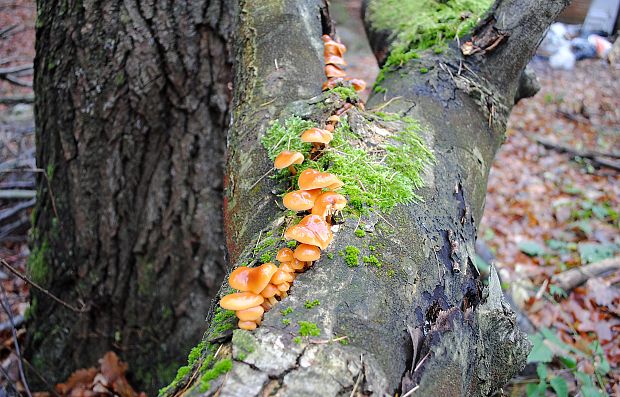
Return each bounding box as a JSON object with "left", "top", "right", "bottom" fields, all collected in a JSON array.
[{"left": 219, "top": 34, "right": 366, "bottom": 331}]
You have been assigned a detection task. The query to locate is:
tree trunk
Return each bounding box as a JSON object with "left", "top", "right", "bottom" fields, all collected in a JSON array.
[
  {"left": 27, "top": 0, "right": 233, "bottom": 392},
  {"left": 160, "top": 0, "right": 571, "bottom": 396}
]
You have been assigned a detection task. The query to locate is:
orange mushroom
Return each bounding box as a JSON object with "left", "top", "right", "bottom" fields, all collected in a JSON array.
[
  {"left": 236, "top": 306, "right": 265, "bottom": 322},
  {"left": 276, "top": 247, "right": 295, "bottom": 263},
  {"left": 323, "top": 37, "right": 346, "bottom": 58},
  {"left": 325, "top": 64, "right": 347, "bottom": 79},
  {"left": 271, "top": 269, "right": 294, "bottom": 284},
  {"left": 298, "top": 169, "right": 344, "bottom": 191},
  {"left": 311, "top": 191, "right": 347, "bottom": 219},
  {"left": 301, "top": 128, "right": 333, "bottom": 146},
  {"left": 322, "top": 78, "right": 344, "bottom": 91},
  {"left": 346, "top": 78, "right": 366, "bottom": 92},
  {"left": 290, "top": 258, "right": 306, "bottom": 271},
  {"left": 274, "top": 151, "right": 304, "bottom": 174},
  {"left": 220, "top": 292, "right": 264, "bottom": 311},
  {"left": 282, "top": 189, "right": 322, "bottom": 212},
  {"left": 228, "top": 262, "right": 278, "bottom": 294},
  {"left": 284, "top": 214, "right": 333, "bottom": 250},
  {"left": 294, "top": 244, "right": 321, "bottom": 262},
  {"left": 238, "top": 320, "right": 257, "bottom": 331},
  {"left": 325, "top": 54, "right": 346, "bottom": 66}
]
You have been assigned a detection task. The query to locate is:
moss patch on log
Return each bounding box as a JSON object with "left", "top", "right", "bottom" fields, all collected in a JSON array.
[
  {"left": 261, "top": 114, "right": 433, "bottom": 212},
  {"left": 368, "top": 0, "right": 493, "bottom": 87}
]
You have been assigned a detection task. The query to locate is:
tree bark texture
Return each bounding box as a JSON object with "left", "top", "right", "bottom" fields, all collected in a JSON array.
[
  {"left": 28, "top": 0, "right": 233, "bottom": 391},
  {"left": 162, "top": 0, "right": 573, "bottom": 396}
]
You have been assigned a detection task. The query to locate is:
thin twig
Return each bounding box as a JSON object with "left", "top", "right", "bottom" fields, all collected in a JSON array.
[
  {"left": 0, "top": 283, "right": 32, "bottom": 397},
  {"left": 248, "top": 168, "right": 274, "bottom": 191},
  {"left": 368, "top": 96, "right": 403, "bottom": 113},
  {"left": 21, "top": 359, "right": 61, "bottom": 397},
  {"left": 401, "top": 385, "right": 420, "bottom": 397},
  {"left": 349, "top": 354, "right": 363, "bottom": 397},
  {"left": 0, "top": 257, "right": 87, "bottom": 313},
  {"left": 0, "top": 362, "right": 19, "bottom": 396}
]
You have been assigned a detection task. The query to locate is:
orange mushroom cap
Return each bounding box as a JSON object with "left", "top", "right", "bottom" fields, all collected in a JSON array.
[
  {"left": 300, "top": 128, "right": 333, "bottom": 145},
  {"left": 346, "top": 78, "right": 366, "bottom": 92},
  {"left": 311, "top": 191, "right": 347, "bottom": 218},
  {"left": 274, "top": 151, "right": 304, "bottom": 169},
  {"left": 238, "top": 320, "right": 257, "bottom": 330},
  {"left": 228, "top": 262, "right": 278, "bottom": 294},
  {"left": 279, "top": 262, "right": 295, "bottom": 274},
  {"left": 327, "top": 115, "right": 340, "bottom": 124},
  {"left": 325, "top": 124, "right": 335, "bottom": 132},
  {"left": 325, "top": 64, "right": 347, "bottom": 78},
  {"left": 276, "top": 247, "right": 295, "bottom": 263},
  {"left": 271, "top": 269, "right": 294, "bottom": 284},
  {"left": 325, "top": 54, "right": 346, "bottom": 66},
  {"left": 290, "top": 258, "right": 305, "bottom": 271},
  {"left": 282, "top": 189, "right": 323, "bottom": 212},
  {"left": 220, "top": 292, "right": 264, "bottom": 311},
  {"left": 236, "top": 306, "right": 265, "bottom": 322},
  {"left": 298, "top": 169, "right": 343, "bottom": 191},
  {"left": 260, "top": 283, "right": 280, "bottom": 298},
  {"left": 324, "top": 40, "right": 346, "bottom": 58},
  {"left": 277, "top": 282, "right": 291, "bottom": 292},
  {"left": 284, "top": 214, "right": 333, "bottom": 250},
  {"left": 294, "top": 244, "right": 321, "bottom": 262}
]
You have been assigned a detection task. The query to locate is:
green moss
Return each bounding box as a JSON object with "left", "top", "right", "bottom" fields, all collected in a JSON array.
[
  {"left": 327, "top": 252, "right": 334, "bottom": 260},
  {"left": 158, "top": 340, "right": 210, "bottom": 395},
  {"left": 281, "top": 307, "right": 294, "bottom": 316},
  {"left": 386, "top": 269, "right": 396, "bottom": 277},
  {"left": 293, "top": 336, "right": 302, "bottom": 344},
  {"left": 369, "top": 245, "right": 376, "bottom": 252},
  {"left": 233, "top": 330, "right": 257, "bottom": 358},
  {"left": 212, "top": 307, "right": 236, "bottom": 335},
  {"left": 199, "top": 359, "right": 233, "bottom": 392},
  {"left": 259, "top": 252, "right": 271, "bottom": 263},
  {"left": 46, "top": 164, "right": 54, "bottom": 179},
  {"left": 286, "top": 240, "right": 297, "bottom": 248},
  {"left": 298, "top": 321, "right": 320, "bottom": 337},
  {"left": 343, "top": 246, "right": 360, "bottom": 267},
  {"left": 328, "top": 86, "right": 358, "bottom": 102},
  {"left": 262, "top": 116, "right": 433, "bottom": 212},
  {"left": 282, "top": 318, "right": 291, "bottom": 326},
  {"left": 114, "top": 72, "right": 126, "bottom": 86},
  {"left": 368, "top": 0, "right": 493, "bottom": 86},
  {"left": 363, "top": 255, "right": 382, "bottom": 268},
  {"left": 419, "top": 67, "right": 429, "bottom": 74},
  {"left": 28, "top": 239, "right": 49, "bottom": 284},
  {"left": 354, "top": 229, "right": 366, "bottom": 238},
  {"left": 304, "top": 299, "right": 320, "bottom": 309}
]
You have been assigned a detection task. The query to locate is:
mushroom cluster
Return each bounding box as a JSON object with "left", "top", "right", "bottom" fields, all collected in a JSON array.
[
  {"left": 321, "top": 35, "right": 366, "bottom": 93},
  {"left": 220, "top": 35, "right": 361, "bottom": 331}
]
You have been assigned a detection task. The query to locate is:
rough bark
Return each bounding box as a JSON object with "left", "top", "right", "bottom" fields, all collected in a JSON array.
[
  {"left": 27, "top": 0, "right": 233, "bottom": 392},
  {"left": 160, "top": 0, "right": 572, "bottom": 396}
]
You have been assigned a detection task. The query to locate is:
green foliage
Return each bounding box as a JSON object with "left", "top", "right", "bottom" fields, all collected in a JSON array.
[
  {"left": 293, "top": 336, "right": 302, "bottom": 344},
  {"left": 304, "top": 299, "right": 320, "bottom": 309},
  {"left": 212, "top": 307, "right": 236, "bottom": 335},
  {"left": 527, "top": 328, "right": 609, "bottom": 396},
  {"left": 518, "top": 240, "right": 546, "bottom": 257},
  {"left": 354, "top": 229, "right": 366, "bottom": 238},
  {"left": 259, "top": 252, "right": 272, "bottom": 263},
  {"left": 298, "top": 321, "right": 320, "bottom": 337},
  {"left": 282, "top": 318, "right": 291, "bottom": 326},
  {"left": 578, "top": 242, "right": 616, "bottom": 264},
  {"left": 342, "top": 246, "right": 360, "bottom": 267},
  {"left": 327, "top": 252, "right": 334, "bottom": 260},
  {"left": 262, "top": 116, "right": 433, "bottom": 212}
]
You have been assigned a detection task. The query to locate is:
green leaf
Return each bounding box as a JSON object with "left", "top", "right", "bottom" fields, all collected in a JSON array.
[
  {"left": 526, "top": 382, "right": 547, "bottom": 397},
  {"left": 592, "top": 205, "right": 610, "bottom": 220},
  {"left": 539, "top": 327, "right": 586, "bottom": 358},
  {"left": 536, "top": 363, "right": 548, "bottom": 381},
  {"left": 519, "top": 241, "right": 546, "bottom": 257},
  {"left": 578, "top": 242, "right": 616, "bottom": 264},
  {"left": 558, "top": 355, "right": 577, "bottom": 369},
  {"left": 527, "top": 333, "right": 553, "bottom": 363},
  {"left": 581, "top": 386, "right": 605, "bottom": 397},
  {"left": 550, "top": 377, "right": 568, "bottom": 397}
]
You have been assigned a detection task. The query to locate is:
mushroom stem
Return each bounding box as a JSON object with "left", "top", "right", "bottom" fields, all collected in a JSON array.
[{"left": 288, "top": 165, "right": 297, "bottom": 175}]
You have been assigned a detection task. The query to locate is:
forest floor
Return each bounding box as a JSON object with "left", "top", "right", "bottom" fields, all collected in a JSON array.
[{"left": 0, "top": 0, "right": 618, "bottom": 396}]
